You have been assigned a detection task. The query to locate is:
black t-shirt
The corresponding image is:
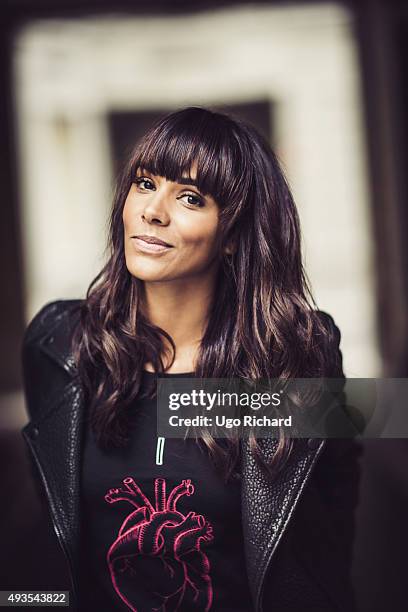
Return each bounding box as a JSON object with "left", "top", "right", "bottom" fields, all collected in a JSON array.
[{"left": 79, "top": 370, "right": 253, "bottom": 611}]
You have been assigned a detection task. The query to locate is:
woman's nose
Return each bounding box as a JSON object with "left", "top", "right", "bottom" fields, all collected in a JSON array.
[{"left": 142, "top": 188, "right": 171, "bottom": 224}]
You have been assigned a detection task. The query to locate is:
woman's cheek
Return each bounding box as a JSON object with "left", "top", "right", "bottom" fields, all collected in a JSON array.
[
  {"left": 176, "top": 212, "right": 219, "bottom": 246},
  {"left": 122, "top": 198, "right": 132, "bottom": 229}
]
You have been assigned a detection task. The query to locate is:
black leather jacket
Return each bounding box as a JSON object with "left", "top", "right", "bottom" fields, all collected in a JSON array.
[{"left": 21, "top": 300, "right": 360, "bottom": 612}]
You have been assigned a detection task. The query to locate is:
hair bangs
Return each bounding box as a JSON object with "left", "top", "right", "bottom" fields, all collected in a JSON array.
[{"left": 130, "top": 107, "right": 251, "bottom": 208}]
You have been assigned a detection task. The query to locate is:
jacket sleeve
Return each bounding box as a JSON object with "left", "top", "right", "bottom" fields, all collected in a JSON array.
[
  {"left": 261, "top": 312, "right": 362, "bottom": 612},
  {"left": 21, "top": 300, "right": 76, "bottom": 505},
  {"left": 291, "top": 312, "right": 362, "bottom": 611},
  {"left": 313, "top": 311, "right": 363, "bottom": 571}
]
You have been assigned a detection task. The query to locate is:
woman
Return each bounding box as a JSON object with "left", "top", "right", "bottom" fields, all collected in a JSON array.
[{"left": 22, "top": 106, "right": 360, "bottom": 611}]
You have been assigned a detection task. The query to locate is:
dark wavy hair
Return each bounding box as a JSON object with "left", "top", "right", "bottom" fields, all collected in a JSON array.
[{"left": 73, "top": 106, "right": 341, "bottom": 482}]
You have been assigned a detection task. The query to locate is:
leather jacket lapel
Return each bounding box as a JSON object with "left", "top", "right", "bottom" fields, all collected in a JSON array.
[
  {"left": 241, "top": 436, "right": 326, "bottom": 611},
  {"left": 22, "top": 375, "right": 84, "bottom": 604}
]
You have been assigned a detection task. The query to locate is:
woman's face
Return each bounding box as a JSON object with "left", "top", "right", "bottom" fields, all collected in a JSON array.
[{"left": 123, "top": 166, "right": 222, "bottom": 283}]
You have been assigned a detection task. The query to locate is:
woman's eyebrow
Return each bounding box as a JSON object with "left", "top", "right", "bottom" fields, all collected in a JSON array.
[
  {"left": 177, "top": 176, "right": 200, "bottom": 187},
  {"left": 136, "top": 170, "right": 208, "bottom": 195},
  {"left": 137, "top": 170, "right": 196, "bottom": 186},
  {"left": 177, "top": 177, "right": 210, "bottom": 196}
]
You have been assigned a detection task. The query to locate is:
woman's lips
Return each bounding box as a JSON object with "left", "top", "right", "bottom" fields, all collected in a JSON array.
[{"left": 131, "top": 237, "right": 173, "bottom": 254}]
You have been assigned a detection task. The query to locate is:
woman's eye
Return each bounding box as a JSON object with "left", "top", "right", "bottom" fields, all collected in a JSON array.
[
  {"left": 135, "top": 177, "right": 155, "bottom": 190},
  {"left": 134, "top": 178, "right": 204, "bottom": 208},
  {"left": 180, "top": 193, "right": 205, "bottom": 208}
]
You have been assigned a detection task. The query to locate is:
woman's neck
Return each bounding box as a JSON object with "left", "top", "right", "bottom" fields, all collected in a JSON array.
[{"left": 141, "top": 271, "right": 217, "bottom": 372}]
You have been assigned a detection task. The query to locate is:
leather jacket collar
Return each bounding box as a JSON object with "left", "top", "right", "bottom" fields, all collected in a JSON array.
[{"left": 21, "top": 300, "right": 326, "bottom": 612}]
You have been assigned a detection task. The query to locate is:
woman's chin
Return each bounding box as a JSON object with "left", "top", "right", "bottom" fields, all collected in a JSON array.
[{"left": 126, "top": 265, "right": 175, "bottom": 283}]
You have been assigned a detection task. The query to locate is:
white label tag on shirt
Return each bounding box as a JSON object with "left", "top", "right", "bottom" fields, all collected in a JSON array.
[{"left": 156, "top": 437, "right": 165, "bottom": 465}]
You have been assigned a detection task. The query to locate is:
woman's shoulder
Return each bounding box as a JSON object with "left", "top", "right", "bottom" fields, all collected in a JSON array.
[
  {"left": 22, "top": 299, "right": 84, "bottom": 422},
  {"left": 310, "top": 309, "right": 342, "bottom": 351},
  {"left": 314, "top": 309, "right": 341, "bottom": 336},
  {"left": 312, "top": 309, "right": 344, "bottom": 378},
  {"left": 23, "top": 298, "right": 84, "bottom": 349},
  {"left": 22, "top": 299, "right": 84, "bottom": 382}
]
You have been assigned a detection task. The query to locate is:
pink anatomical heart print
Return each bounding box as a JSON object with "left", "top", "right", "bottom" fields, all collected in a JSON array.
[{"left": 104, "top": 477, "right": 214, "bottom": 611}]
